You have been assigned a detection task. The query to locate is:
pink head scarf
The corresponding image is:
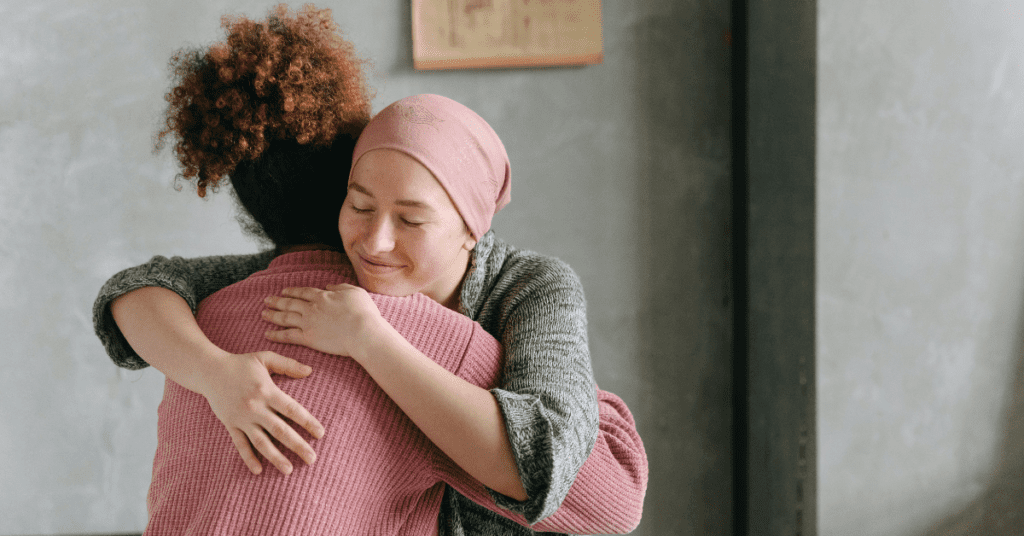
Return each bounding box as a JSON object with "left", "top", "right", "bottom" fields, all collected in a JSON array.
[{"left": 350, "top": 94, "right": 512, "bottom": 240}]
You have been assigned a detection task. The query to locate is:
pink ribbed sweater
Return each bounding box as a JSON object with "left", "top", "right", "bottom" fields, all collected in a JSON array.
[
  {"left": 146, "top": 250, "right": 648, "bottom": 535},
  {"left": 147, "top": 251, "right": 501, "bottom": 535}
]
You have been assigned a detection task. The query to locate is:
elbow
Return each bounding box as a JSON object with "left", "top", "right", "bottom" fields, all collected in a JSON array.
[
  {"left": 619, "top": 492, "right": 646, "bottom": 533},
  {"left": 492, "top": 451, "right": 529, "bottom": 502},
  {"left": 621, "top": 448, "right": 649, "bottom": 532},
  {"left": 594, "top": 489, "right": 647, "bottom": 534},
  {"left": 587, "top": 428, "right": 649, "bottom": 533},
  {"left": 611, "top": 461, "right": 648, "bottom": 533},
  {"left": 500, "top": 480, "right": 529, "bottom": 502},
  {"left": 531, "top": 444, "right": 648, "bottom": 534}
]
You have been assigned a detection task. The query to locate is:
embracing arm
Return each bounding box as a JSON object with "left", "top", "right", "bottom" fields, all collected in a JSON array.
[
  {"left": 262, "top": 252, "right": 626, "bottom": 527},
  {"left": 110, "top": 287, "right": 323, "bottom": 475},
  {"left": 93, "top": 251, "right": 324, "bottom": 475},
  {"left": 428, "top": 257, "right": 647, "bottom": 532},
  {"left": 472, "top": 255, "right": 602, "bottom": 523},
  {"left": 263, "top": 280, "right": 648, "bottom": 532},
  {"left": 355, "top": 317, "right": 527, "bottom": 500},
  {"left": 92, "top": 252, "right": 275, "bottom": 369},
  {"left": 263, "top": 284, "right": 528, "bottom": 500}
]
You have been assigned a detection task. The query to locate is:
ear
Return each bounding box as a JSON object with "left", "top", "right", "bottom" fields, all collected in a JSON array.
[{"left": 463, "top": 234, "right": 478, "bottom": 251}]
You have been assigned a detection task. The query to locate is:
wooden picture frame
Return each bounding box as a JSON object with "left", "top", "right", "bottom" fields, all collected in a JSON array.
[{"left": 412, "top": 0, "right": 603, "bottom": 70}]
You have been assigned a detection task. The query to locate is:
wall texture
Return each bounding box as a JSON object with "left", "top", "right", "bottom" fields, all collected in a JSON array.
[
  {"left": 0, "top": 1, "right": 733, "bottom": 534},
  {"left": 818, "top": 1, "right": 1024, "bottom": 535}
]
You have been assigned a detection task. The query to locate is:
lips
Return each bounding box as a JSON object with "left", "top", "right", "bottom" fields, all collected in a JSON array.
[{"left": 357, "top": 254, "right": 404, "bottom": 274}]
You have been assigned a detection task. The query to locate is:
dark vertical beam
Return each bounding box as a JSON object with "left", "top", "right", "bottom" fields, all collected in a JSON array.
[
  {"left": 730, "top": 0, "right": 749, "bottom": 534},
  {"left": 744, "top": 0, "right": 817, "bottom": 535}
]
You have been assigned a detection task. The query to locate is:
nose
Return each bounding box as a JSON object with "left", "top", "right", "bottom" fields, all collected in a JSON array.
[{"left": 364, "top": 214, "right": 396, "bottom": 254}]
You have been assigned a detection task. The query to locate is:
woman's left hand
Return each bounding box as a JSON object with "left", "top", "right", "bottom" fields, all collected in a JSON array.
[{"left": 263, "top": 284, "right": 384, "bottom": 358}]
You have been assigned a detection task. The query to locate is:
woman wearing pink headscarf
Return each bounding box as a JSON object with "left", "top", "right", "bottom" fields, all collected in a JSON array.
[{"left": 97, "top": 95, "right": 646, "bottom": 534}]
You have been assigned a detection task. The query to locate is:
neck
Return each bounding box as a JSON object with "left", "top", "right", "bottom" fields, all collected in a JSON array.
[
  {"left": 440, "top": 280, "right": 464, "bottom": 311},
  {"left": 437, "top": 249, "right": 472, "bottom": 312}
]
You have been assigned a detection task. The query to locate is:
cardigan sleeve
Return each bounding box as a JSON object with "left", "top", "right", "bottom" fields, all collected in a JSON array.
[
  {"left": 528, "top": 388, "right": 648, "bottom": 533},
  {"left": 480, "top": 255, "right": 601, "bottom": 524},
  {"left": 435, "top": 388, "right": 648, "bottom": 534},
  {"left": 91, "top": 251, "right": 274, "bottom": 369}
]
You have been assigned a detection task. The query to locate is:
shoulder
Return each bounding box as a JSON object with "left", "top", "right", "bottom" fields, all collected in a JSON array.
[
  {"left": 465, "top": 233, "right": 586, "bottom": 328},
  {"left": 153, "top": 249, "right": 276, "bottom": 270},
  {"left": 493, "top": 240, "right": 581, "bottom": 294},
  {"left": 205, "top": 251, "right": 347, "bottom": 298}
]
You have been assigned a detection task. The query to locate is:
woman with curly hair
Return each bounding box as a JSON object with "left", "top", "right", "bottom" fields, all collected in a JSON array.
[{"left": 95, "top": 4, "right": 646, "bottom": 535}]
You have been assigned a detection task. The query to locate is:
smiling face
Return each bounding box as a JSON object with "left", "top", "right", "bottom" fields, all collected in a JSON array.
[{"left": 340, "top": 149, "right": 478, "bottom": 309}]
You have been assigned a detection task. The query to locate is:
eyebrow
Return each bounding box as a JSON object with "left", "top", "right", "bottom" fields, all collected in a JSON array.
[{"left": 348, "top": 181, "right": 433, "bottom": 210}]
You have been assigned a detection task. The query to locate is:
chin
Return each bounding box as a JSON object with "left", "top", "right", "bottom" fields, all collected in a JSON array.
[{"left": 358, "top": 278, "right": 414, "bottom": 298}]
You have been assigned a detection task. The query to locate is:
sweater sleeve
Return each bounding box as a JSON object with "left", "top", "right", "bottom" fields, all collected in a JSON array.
[
  {"left": 484, "top": 257, "right": 600, "bottom": 524},
  {"left": 436, "top": 388, "right": 648, "bottom": 535},
  {"left": 529, "top": 388, "right": 648, "bottom": 533},
  {"left": 91, "top": 251, "right": 274, "bottom": 369}
]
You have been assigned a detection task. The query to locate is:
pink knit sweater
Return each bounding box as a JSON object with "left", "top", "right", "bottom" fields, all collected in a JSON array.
[{"left": 146, "top": 250, "right": 647, "bottom": 535}]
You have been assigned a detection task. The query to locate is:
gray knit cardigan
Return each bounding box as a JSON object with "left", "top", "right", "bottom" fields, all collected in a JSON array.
[{"left": 92, "top": 231, "right": 599, "bottom": 535}]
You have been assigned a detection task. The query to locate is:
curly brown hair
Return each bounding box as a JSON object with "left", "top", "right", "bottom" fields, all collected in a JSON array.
[{"left": 157, "top": 3, "right": 371, "bottom": 197}]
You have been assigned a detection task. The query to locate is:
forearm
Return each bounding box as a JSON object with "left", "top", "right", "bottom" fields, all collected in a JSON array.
[
  {"left": 110, "top": 286, "right": 228, "bottom": 393},
  {"left": 93, "top": 251, "right": 273, "bottom": 369},
  {"left": 355, "top": 320, "right": 527, "bottom": 501}
]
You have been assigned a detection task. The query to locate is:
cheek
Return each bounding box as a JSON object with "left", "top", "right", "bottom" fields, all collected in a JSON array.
[
  {"left": 337, "top": 210, "right": 358, "bottom": 232},
  {"left": 391, "top": 237, "right": 428, "bottom": 269},
  {"left": 412, "top": 237, "right": 455, "bottom": 271},
  {"left": 339, "top": 212, "right": 357, "bottom": 242}
]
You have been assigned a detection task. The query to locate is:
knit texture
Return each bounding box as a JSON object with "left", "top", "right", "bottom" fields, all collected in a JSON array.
[
  {"left": 438, "top": 388, "right": 648, "bottom": 535},
  {"left": 94, "top": 250, "right": 275, "bottom": 370},
  {"left": 93, "top": 233, "right": 648, "bottom": 534},
  {"left": 452, "top": 232, "right": 599, "bottom": 525},
  {"left": 146, "top": 250, "right": 502, "bottom": 535}
]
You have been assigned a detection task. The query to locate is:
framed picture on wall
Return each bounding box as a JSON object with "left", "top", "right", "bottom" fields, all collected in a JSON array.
[{"left": 412, "top": 0, "right": 603, "bottom": 70}]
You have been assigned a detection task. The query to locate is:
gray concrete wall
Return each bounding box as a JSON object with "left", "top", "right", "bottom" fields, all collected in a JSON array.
[
  {"left": 818, "top": 1, "right": 1024, "bottom": 535},
  {"left": 0, "top": 1, "right": 733, "bottom": 534}
]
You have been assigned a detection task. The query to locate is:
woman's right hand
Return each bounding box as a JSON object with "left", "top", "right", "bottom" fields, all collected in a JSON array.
[
  {"left": 110, "top": 287, "right": 324, "bottom": 476},
  {"left": 196, "top": 351, "right": 325, "bottom": 476}
]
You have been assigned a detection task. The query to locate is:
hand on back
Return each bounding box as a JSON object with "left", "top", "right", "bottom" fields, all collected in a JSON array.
[
  {"left": 197, "top": 350, "right": 324, "bottom": 475},
  {"left": 262, "top": 284, "right": 385, "bottom": 360}
]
